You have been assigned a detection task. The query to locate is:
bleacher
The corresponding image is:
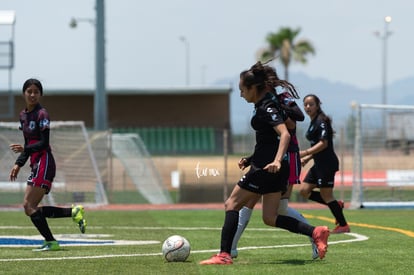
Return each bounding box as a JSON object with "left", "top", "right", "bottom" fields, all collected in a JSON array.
[{"left": 113, "top": 127, "right": 220, "bottom": 155}]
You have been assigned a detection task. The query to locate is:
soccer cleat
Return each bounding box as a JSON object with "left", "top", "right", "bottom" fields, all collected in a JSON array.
[
  {"left": 331, "top": 224, "right": 351, "bottom": 234},
  {"left": 335, "top": 200, "right": 345, "bottom": 225},
  {"left": 72, "top": 205, "right": 87, "bottom": 233},
  {"left": 311, "top": 240, "right": 319, "bottom": 260},
  {"left": 199, "top": 252, "right": 233, "bottom": 265},
  {"left": 312, "top": 226, "right": 329, "bottom": 259},
  {"left": 32, "top": 241, "right": 60, "bottom": 252}
]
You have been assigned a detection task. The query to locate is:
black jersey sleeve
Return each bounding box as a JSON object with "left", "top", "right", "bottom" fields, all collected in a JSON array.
[
  {"left": 15, "top": 151, "right": 30, "bottom": 167},
  {"left": 23, "top": 128, "right": 50, "bottom": 154}
]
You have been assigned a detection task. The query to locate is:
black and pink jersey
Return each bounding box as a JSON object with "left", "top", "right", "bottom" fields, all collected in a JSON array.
[
  {"left": 15, "top": 103, "right": 52, "bottom": 167},
  {"left": 276, "top": 89, "right": 304, "bottom": 153}
]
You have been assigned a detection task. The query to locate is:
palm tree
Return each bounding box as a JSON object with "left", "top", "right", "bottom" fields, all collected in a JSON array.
[{"left": 259, "top": 27, "right": 315, "bottom": 81}]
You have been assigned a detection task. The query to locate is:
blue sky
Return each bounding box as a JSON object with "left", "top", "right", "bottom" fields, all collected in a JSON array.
[{"left": 0, "top": 0, "right": 413, "bottom": 90}]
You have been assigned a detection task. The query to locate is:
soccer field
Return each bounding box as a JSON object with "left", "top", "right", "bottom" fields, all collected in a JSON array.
[{"left": 0, "top": 207, "right": 413, "bottom": 274}]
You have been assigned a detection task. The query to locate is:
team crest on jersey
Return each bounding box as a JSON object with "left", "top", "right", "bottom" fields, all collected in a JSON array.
[{"left": 29, "top": 121, "right": 36, "bottom": 130}]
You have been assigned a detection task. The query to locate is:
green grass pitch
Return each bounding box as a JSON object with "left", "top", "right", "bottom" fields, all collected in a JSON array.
[{"left": 0, "top": 208, "right": 413, "bottom": 274}]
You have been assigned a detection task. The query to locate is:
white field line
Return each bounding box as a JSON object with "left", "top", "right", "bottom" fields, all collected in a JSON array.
[{"left": 0, "top": 229, "right": 368, "bottom": 262}]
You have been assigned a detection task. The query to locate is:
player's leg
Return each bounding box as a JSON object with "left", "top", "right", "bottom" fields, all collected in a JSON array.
[
  {"left": 200, "top": 185, "right": 253, "bottom": 265},
  {"left": 299, "top": 168, "right": 325, "bottom": 204},
  {"left": 24, "top": 184, "right": 60, "bottom": 251},
  {"left": 262, "top": 193, "right": 330, "bottom": 259},
  {"left": 231, "top": 195, "right": 260, "bottom": 258},
  {"left": 39, "top": 205, "right": 86, "bottom": 233},
  {"left": 286, "top": 206, "right": 319, "bottom": 259},
  {"left": 320, "top": 187, "right": 350, "bottom": 233},
  {"left": 282, "top": 185, "right": 319, "bottom": 259}
]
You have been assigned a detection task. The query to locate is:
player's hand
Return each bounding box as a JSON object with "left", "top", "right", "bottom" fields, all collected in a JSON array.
[
  {"left": 9, "top": 144, "right": 24, "bottom": 153},
  {"left": 263, "top": 160, "right": 281, "bottom": 173},
  {"left": 238, "top": 158, "right": 248, "bottom": 170},
  {"left": 301, "top": 157, "right": 309, "bottom": 167},
  {"left": 9, "top": 165, "right": 20, "bottom": 181}
]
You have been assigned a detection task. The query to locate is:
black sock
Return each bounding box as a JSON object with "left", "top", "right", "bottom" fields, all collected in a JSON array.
[
  {"left": 309, "top": 191, "right": 327, "bottom": 205},
  {"left": 275, "top": 215, "right": 314, "bottom": 237},
  {"left": 328, "top": 200, "right": 347, "bottom": 226},
  {"left": 40, "top": 206, "right": 71, "bottom": 218},
  {"left": 30, "top": 210, "right": 55, "bottom": 242},
  {"left": 220, "top": 210, "right": 239, "bottom": 254}
]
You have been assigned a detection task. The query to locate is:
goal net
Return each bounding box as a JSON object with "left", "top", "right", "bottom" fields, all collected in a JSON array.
[
  {"left": 0, "top": 121, "right": 108, "bottom": 207},
  {"left": 351, "top": 103, "right": 414, "bottom": 209},
  {"left": 111, "top": 133, "right": 173, "bottom": 204}
]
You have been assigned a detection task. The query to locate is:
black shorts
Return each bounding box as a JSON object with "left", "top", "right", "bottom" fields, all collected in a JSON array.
[
  {"left": 303, "top": 164, "right": 337, "bottom": 188},
  {"left": 237, "top": 160, "right": 289, "bottom": 194}
]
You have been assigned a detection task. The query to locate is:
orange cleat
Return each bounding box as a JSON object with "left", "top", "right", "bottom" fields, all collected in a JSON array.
[
  {"left": 331, "top": 224, "right": 351, "bottom": 234},
  {"left": 199, "top": 252, "right": 233, "bottom": 265},
  {"left": 312, "top": 226, "right": 330, "bottom": 259}
]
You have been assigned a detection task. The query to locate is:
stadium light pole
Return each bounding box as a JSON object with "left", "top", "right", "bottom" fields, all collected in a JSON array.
[
  {"left": 375, "top": 16, "right": 392, "bottom": 131},
  {"left": 381, "top": 16, "right": 392, "bottom": 107},
  {"left": 69, "top": 0, "right": 107, "bottom": 130},
  {"left": 179, "top": 36, "right": 190, "bottom": 86}
]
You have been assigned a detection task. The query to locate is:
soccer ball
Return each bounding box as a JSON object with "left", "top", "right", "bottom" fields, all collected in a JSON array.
[{"left": 162, "top": 235, "right": 191, "bottom": 262}]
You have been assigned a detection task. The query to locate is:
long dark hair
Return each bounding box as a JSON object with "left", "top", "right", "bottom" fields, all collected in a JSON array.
[
  {"left": 239, "top": 62, "right": 267, "bottom": 93},
  {"left": 240, "top": 61, "right": 300, "bottom": 99},
  {"left": 263, "top": 65, "right": 300, "bottom": 99}
]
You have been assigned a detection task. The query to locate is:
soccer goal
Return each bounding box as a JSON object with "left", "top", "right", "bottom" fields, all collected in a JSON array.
[
  {"left": 111, "top": 133, "right": 173, "bottom": 204},
  {"left": 350, "top": 103, "right": 414, "bottom": 209},
  {"left": 0, "top": 121, "right": 108, "bottom": 207}
]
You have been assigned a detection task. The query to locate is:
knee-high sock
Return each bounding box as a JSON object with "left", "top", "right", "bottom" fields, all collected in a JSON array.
[
  {"left": 220, "top": 210, "right": 239, "bottom": 254},
  {"left": 328, "top": 200, "right": 347, "bottom": 226},
  {"left": 231, "top": 207, "right": 253, "bottom": 251},
  {"left": 309, "top": 191, "right": 327, "bottom": 205},
  {"left": 30, "top": 210, "right": 55, "bottom": 242},
  {"left": 286, "top": 207, "right": 314, "bottom": 243},
  {"left": 275, "top": 215, "right": 314, "bottom": 237},
  {"left": 40, "top": 206, "right": 72, "bottom": 218}
]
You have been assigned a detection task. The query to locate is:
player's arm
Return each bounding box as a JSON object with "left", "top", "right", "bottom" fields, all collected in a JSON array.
[
  {"left": 23, "top": 128, "right": 50, "bottom": 154},
  {"left": 15, "top": 151, "right": 30, "bottom": 167},
  {"left": 10, "top": 137, "right": 29, "bottom": 167},
  {"left": 300, "top": 139, "right": 328, "bottom": 159}
]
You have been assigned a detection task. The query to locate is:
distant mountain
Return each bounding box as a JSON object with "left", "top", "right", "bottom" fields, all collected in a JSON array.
[{"left": 214, "top": 73, "right": 414, "bottom": 134}]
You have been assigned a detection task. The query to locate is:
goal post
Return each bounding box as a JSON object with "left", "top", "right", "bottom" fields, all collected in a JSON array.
[
  {"left": 350, "top": 103, "right": 414, "bottom": 209},
  {"left": 0, "top": 121, "right": 108, "bottom": 207}
]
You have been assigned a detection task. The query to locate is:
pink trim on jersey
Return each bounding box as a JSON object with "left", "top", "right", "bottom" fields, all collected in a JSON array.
[{"left": 288, "top": 151, "right": 301, "bottom": 185}]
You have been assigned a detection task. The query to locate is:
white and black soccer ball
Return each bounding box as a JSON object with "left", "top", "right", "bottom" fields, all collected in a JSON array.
[{"left": 162, "top": 235, "right": 191, "bottom": 262}]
